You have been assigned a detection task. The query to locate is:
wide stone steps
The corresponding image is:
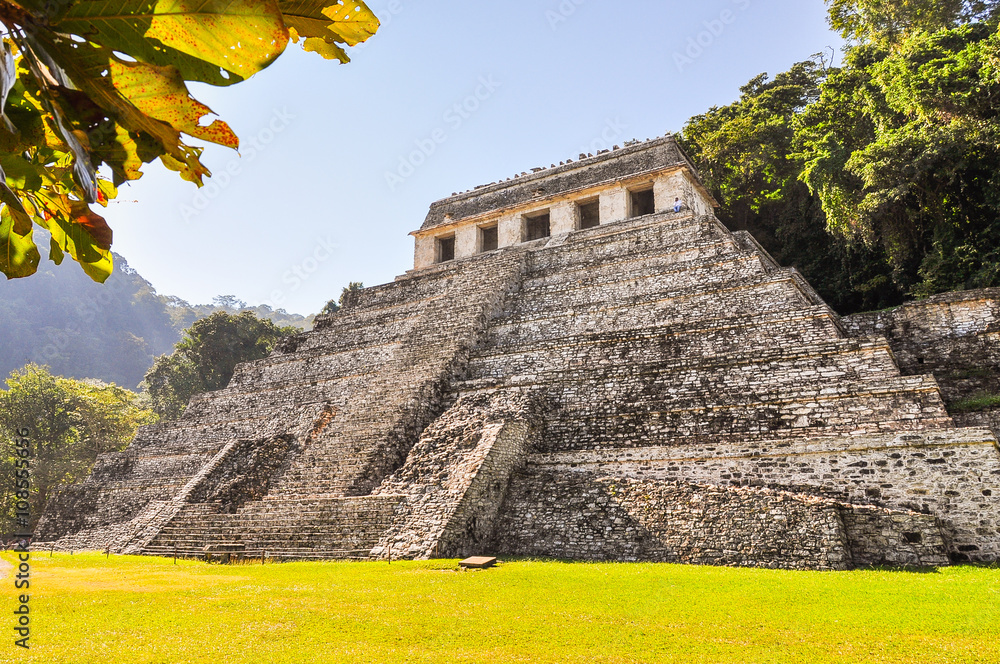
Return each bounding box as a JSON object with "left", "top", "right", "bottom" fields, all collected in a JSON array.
[
  {"left": 543, "top": 373, "right": 947, "bottom": 414},
  {"left": 142, "top": 496, "right": 400, "bottom": 557},
  {"left": 312, "top": 288, "right": 449, "bottom": 334},
  {"left": 483, "top": 275, "right": 812, "bottom": 345},
  {"left": 214, "top": 367, "right": 439, "bottom": 416},
  {"left": 525, "top": 236, "right": 742, "bottom": 289},
  {"left": 475, "top": 306, "right": 844, "bottom": 357},
  {"left": 540, "top": 381, "right": 952, "bottom": 452},
  {"left": 129, "top": 422, "right": 243, "bottom": 455},
  {"left": 511, "top": 253, "right": 773, "bottom": 316},
  {"left": 529, "top": 214, "right": 718, "bottom": 272},
  {"left": 183, "top": 373, "right": 369, "bottom": 413},
  {"left": 139, "top": 544, "right": 375, "bottom": 560},
  {"left": 541, "top": 415, "right": 957, "bottom": 453},
  {"left": 463, "top": 334, "right": 896, "bottom": 386},
  {"left": 96, "top": 475, "right": 202, "bottom": 493},
  {"left": 331, "top": 266, "right": 462, "bottom": 312},
  {"left": 294, "top": 314, "right": 421, "bottom": 355},
  {"left": 184, "top": 363, "right": 450, "bottom": 418},
  {"left": 228, "top": 343, "right": 401, "bottom": 390},
  {"left": 514, "top": 257, "right": 775, "bottom": 317}
]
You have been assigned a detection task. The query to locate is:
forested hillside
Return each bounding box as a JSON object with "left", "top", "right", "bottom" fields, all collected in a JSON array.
[
  {"left": 0, "top": 251, "right": 313, "bottom": 389},
  {"left": 681, "top": 0, "right": 1000, "bottom": 313}
]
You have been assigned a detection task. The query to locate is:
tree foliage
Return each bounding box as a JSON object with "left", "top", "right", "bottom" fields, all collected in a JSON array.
[
  {"left": 681, "top": 5, "right": 1000, "bottom": 311},
  {"left": 680, "top": 60, "right": 905, "bottom": 312},
  {"left": 0, "top": 0, "right": 378, "bottom": 281},
  {"left": 0, "top": 363, "right": 156, "bottom": 533},
  {"left": 142, "top": 310, "right": 296, "bottom": 420},
  {"left": 796, "top": 22, "right": 1000, "bottom": 296},
  {"left": 827, "top": 0, "right": 999, "bottom": 44},
  {"left": 320, "top": 280, "right": 363, "bottom": 315}
]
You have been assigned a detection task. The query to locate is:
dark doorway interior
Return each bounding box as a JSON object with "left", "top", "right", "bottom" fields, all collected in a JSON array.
[{"left": 525, "top": 213, "right": 551, "bottom": 241}]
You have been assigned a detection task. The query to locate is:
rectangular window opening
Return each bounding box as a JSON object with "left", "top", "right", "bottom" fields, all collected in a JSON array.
[
  {"left": 437, "top": 236, "right": 455, "bottom": 263},
  {"left": 578, "top": 200, "right": 601, "bottom": 230},
  {"left": 480, "top": 225, "right": 498, "bottom": 252},
  {"left": 524, "top": 213, "right": 551, "bottom": 241},
  {"left": 630, "top": 188, "right": 655, "bottom": 218}
]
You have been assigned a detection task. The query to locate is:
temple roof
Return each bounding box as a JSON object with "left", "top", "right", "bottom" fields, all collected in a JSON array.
[{"left": 419, "top": 135, "right": 705, "bottom": 232}]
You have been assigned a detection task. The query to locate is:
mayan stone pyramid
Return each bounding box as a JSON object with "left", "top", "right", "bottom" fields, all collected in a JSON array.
[{"left": 37, "top": 136, "right": 1000, "bottom": 570}]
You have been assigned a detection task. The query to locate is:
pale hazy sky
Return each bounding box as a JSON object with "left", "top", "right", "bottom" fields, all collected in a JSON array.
[{"left": 97, "top": 0, "right": 842, "bottom": 315}]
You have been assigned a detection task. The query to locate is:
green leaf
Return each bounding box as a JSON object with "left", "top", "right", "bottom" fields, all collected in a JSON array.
[
  {"left": 320, "top": 0, "right": 379, "bottom": 45},
  {"left": 282, "top": 0, "right": 379, "bottom": 62},
  {"left": 0, "top": 153, "right": 44, "bottom": 191},
  {"left": 48, "top": 234, "right": 64, "bottom": 265},
  {"left": 0, "top": 165, "right": 33, "bottom": 235},
  {"left": 58, "top": 0, "right": 289, "bottom": 82},
  {"left": 108, "top": 58, "right": 238, "bottom": 148},
  {"left": 41, "top": 202, "right": 114, "bottom": 282},
  {"left": 30, "top": 33, "right": 210, "bottom": 184},
  {"left": 90, "top": 123, "right": 146, "bottom": 185},
  {"left": 1, "top": 0, "right": 378, "bottom": 281},
  {"left": 50, "top": 104, "right": 100, "bottom": 203},
  {"left": 0, "top": 206, "right": 40, "bottom": 278}
]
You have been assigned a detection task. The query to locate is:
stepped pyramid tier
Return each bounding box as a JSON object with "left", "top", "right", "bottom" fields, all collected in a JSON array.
[{"left": 37, "top": 135, "right": 1000, "bottom": 570}]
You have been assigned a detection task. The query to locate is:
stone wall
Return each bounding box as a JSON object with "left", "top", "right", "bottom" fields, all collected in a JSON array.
[
  {"left": 844, "top": 289, "right": 1000, "bottom": 436},
  {"left": 840, "top": 505, "right": 948, "bottom": 567},
  {"left": 524, "top": 428, "right": 1000, "bottom": 562},
  {"left": 494, "top": 471, "right": 948, "bottom": 569}
]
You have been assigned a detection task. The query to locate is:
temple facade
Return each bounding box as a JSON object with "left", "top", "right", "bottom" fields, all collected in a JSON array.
[{"left": 36, "top": 136, "right": 1000, "bottom": 570}]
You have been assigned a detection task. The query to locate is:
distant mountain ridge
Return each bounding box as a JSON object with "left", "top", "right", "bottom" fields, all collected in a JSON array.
[{"left": 0, "top": 253, "right": 314, "bottom": 389}]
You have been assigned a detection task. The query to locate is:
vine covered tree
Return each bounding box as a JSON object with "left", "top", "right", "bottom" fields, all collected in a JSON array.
[
  {"left": 796, "top": 21, "right": 1000, "bottom": 297},
  {"left": 827, "top": 0, "right": 999, "bottom": 44},
  {"left": 0, "top": 0, "right": 378, "bottom": 281},
  {"left": 682, "top": 2, "right": 1000, "bottom": 311}
]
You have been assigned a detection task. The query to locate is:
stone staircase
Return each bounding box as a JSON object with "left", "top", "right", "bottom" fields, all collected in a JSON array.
[
  {"left": 109, "top": 251, "right": 528, "bottom": 559},
  {"left": 141, "top": 497, "right": 403, "bottom": 560},
  {"left": 35, "top": 204, "right": 1000, "bottom": 567}
]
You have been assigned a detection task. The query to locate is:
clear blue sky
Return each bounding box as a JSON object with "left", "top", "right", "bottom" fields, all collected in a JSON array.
[{"left": 101, "top": 0, "right": 843, "bottom": 316}]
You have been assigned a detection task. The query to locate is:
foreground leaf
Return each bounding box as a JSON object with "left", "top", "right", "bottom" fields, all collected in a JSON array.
[
  {"left": 282, "top": 0, "right": 378, "bottom": 62},
  {"left": 58, "top": 0, "right": 289, "bottom": 82},
  {"left": 0, "top": 205, "right": 40, "bottom": 278},
  {"left": 0, "top": 0, "right": 378, "bottom": 280},
  {"left": 109, "top": 58, "right": 238, "bottom": 148}
]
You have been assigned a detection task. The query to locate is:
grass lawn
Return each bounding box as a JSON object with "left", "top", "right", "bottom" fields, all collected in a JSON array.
[{"left": 1, "top": 552, "right": 998, "bottom": 663}]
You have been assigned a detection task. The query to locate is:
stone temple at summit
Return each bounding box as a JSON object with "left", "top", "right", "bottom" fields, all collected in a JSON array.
[{"left": 37, "top": 135, "right": 1000, "bottom": 570}]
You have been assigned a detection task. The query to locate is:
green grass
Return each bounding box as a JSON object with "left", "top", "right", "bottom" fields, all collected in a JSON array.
[
  {"left": 950, "top": 391, "right": 1000, "bottom": 413},
  {"left": 2, "top": 553, "right": 998, "bottom": 664}
]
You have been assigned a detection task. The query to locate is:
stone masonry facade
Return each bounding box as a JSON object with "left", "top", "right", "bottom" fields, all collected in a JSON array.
[{"left": 36, "top": 135, "right": 1000, "bottom": 569}]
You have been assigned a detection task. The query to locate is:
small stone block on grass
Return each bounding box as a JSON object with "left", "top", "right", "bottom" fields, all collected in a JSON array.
[{"left": 460, "top": 556, "right": 497, "bottom": 569}]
